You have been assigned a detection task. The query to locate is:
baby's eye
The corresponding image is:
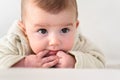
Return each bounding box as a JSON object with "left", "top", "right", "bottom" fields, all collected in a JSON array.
[
  {"left": 38, "top": 29, "right": 48, "bottom": 34},
  {"left": 61, "top": 28, "right": 70, "bottom": 33}
]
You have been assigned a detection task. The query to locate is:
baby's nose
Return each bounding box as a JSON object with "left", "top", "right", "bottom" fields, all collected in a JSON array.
[{"left": 49, "top": 34, "right": 61, "bottom": 47}]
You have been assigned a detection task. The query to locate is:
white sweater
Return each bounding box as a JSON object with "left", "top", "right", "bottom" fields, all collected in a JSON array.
[{"left": 0, "top": 21, "right": 105, "bottom": 68}]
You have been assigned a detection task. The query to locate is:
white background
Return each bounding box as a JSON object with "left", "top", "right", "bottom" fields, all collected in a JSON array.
[
  {"left": 0, "top": 0, "right": 120, "bottom": 66},
  {"left": 77, "top": 0, "right": 120, "bottom": 65}
]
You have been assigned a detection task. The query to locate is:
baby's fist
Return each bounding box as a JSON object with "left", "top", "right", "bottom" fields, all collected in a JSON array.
[{"left": 55, "top": 51, "right": 76, "bottom": 68}]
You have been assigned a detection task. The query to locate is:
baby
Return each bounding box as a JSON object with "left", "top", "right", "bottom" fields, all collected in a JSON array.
[{"left": 0, "top": 0, "right": 105, "bottom": 68}]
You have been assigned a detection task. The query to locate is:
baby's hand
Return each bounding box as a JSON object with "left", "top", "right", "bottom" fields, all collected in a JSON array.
[
  {"left": 55, "top": 51, "right": 76, "bottom": 68},
  {"left": 24, "top": 50, "right": 59, "bottom": 68}
]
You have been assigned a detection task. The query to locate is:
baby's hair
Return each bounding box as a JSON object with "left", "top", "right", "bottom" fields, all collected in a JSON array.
[{"left": 21, "top": 0, "right": 78, "bottom": 20}]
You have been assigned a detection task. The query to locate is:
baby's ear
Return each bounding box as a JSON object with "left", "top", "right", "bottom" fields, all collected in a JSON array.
[
  {"left": 18, "top": 21, "right": 26, "bottom": 34},
  {"left": 76, "top": 20, "right": 79, "bottom": 28}
]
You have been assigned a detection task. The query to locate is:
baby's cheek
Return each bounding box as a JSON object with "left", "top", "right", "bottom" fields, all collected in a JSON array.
[
  {"left": 31, "top": 48, "right": 40, "bottom": 55},
  {"left": 64, "top": 41, "right": 74, "bottom": 50}
]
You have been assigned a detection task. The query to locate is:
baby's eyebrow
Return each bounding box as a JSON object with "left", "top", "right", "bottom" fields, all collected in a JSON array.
[
  {"left": 34, "top": 23, "right": 74, "bottom": 27},
  {"left": 54, "top": 23, "right": 74, "bottom": 27},
  {"left": 62, "top": 23, "right": 73, "bottom": 26}
]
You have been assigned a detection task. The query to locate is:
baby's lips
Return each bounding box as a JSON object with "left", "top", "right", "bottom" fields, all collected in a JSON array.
[{"left": 48, "top": 50, "right": 58, "bottom": 55}]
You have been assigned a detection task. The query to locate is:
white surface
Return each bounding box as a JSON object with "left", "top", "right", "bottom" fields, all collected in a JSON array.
[
  {"left": 0, "top": 69, "right": 120, "bottom": 80},
  {"left": 0, "top": 0, "right": 120, "bottom": 68}
]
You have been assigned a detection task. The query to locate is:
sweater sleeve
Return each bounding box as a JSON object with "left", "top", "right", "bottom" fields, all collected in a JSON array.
[
  {"left": 69, "top": 34, "right": 105, "bottom": 68},
  {"left": 0, "top": 34, "right": 26, "bottom": 68}
]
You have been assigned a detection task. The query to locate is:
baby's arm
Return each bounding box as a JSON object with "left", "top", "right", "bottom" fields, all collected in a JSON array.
[
  {"left": 68, "top": 34, "right": 105, "bottom": 68},
  {"left": 0, "top": 35, "right": 24, "bottom": 68}
]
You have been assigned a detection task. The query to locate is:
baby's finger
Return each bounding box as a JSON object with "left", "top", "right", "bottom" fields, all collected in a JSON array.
[
  {"left": 42, "top": 56, "right": 58, "bottom": 63},
  {"left": 41, "top": 56, "right": 59, "bottom": 68},
  {"left": 42, "top": 59, "right": 59, "bottom": 68},
  {"left": 37, "top": 50, "right": 49, "bottom": 58}
]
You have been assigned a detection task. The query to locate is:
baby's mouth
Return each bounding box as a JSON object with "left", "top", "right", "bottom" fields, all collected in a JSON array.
[
  {"left": 44, "top": 50, "right": 58, "bottom": 57},
  {"left": 48, "top": 50, "right": 59, "bottom": 55}
]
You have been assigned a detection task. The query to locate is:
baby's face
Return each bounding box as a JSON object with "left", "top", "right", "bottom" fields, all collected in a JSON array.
[{"left": 22, "top": 3, "right": 79, "bottom": 55}]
